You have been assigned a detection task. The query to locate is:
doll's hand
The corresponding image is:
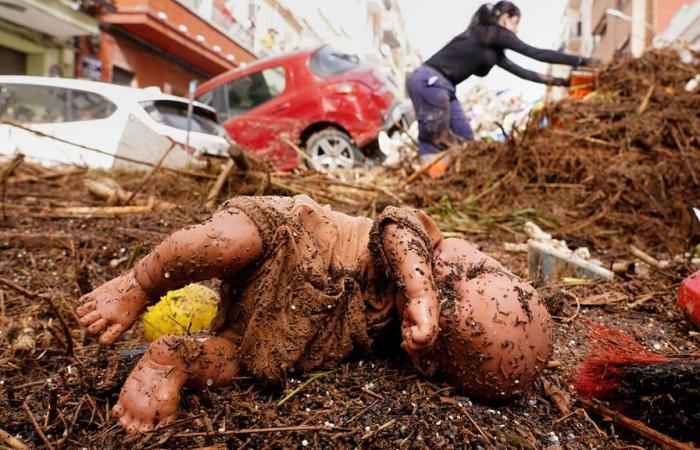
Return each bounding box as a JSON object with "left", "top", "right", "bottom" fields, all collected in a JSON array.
[
  {"left": 401, "top": 294, "right": 439, "bottom": 357},
  {"left": 76, "top": 271, "right": 150, "bottom": 345}
]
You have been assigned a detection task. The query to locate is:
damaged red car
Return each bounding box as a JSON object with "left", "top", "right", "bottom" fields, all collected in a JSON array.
[{"left": 195, "top": 45, "right": 408, "bottom": 171}]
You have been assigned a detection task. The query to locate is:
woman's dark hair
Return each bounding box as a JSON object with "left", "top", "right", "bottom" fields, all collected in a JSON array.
[{"left": 467, "top": 2, "right": 521, "bottom": 31}]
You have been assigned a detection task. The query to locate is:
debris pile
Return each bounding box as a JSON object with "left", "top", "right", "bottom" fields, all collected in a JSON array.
[{"left": 408, "top": 49, "right": 700, "bottom": 254}]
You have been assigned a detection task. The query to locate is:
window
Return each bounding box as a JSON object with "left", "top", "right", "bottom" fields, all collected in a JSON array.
[
  {"left": 70, "top": 90, "right": 117, "bottom": 121},
  {"left": 112, "top": 66, "right": 135, "bottom": 86},
  {"left": 0, "top": 84, "right": 68, "bottom": 123},
  {"left": 309, "top": 46, "right": 360, "bottom": 78},
  {"left": 220, "top": 66, "right": 286, "bottom": 117},
  {"left": 142, "top": 100, "right": 223, "bottom": 136},
  {"left": 0, "top": 84, "right": 116, "bottom": 124}
]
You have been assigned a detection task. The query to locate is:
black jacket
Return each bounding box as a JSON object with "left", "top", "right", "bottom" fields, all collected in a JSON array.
[{"left": 425, "top": 24, "right": 583, "bottom": 85}]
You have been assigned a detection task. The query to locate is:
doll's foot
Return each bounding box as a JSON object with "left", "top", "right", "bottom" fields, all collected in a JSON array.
[
  {"left": 77, "top": 271, "right": 150, "bottom": 345},
  {"left": 112, "top": 342, "right": 187, "bottom": 434}
]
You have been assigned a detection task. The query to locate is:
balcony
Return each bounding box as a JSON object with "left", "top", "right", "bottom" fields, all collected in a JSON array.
[
  {"left": 0, "top": 0, "right": 98, "bottom": 38},
  {"left": 101, "top": 0, "right": 256, "bottom": 75}
]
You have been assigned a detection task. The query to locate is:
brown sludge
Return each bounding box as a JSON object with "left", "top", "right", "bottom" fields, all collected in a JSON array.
[{"left": 0, "top": 49, "right": 699, "bottom": 448}]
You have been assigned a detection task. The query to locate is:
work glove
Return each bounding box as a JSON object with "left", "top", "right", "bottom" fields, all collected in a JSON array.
[
  {"left": 578, "top": 57, "right": 602, "bottom": 67},
  {"left": 550, "top": 77, "right": 571, "bottom": 87}
]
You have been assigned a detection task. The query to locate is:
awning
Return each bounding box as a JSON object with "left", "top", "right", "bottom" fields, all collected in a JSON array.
[{"left": 0, "top": 0, "right": 98, "bottom": 38}]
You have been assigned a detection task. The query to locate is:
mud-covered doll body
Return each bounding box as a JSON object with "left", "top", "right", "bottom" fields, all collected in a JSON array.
[{"left": 76, "top": 195, "right": 552, "bottom": 434}]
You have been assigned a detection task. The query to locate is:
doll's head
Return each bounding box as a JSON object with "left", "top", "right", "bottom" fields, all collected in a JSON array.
[{"left": 427, "top": 238, "right": 553, "bottom": 402}]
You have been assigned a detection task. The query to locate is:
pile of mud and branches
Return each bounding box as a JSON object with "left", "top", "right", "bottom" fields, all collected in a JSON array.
[{"left": 407, "top": 49, "right": 700, "bottom": 255}]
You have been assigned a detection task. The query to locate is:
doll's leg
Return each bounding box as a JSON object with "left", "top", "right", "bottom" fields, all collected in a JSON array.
[
  {"left": 112, "top": 329, "right": 240, "bottom": 434},
  {"left": 77, "top": 207, "right": 262, "bottom": 345}
]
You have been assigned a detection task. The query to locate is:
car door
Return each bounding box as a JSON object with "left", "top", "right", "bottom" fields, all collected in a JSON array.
[{"left": 218, "top": 66, "right": 303, "bottom": 170}]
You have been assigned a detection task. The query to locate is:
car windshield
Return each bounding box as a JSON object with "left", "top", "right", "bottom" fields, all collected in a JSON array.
[
  {"left": 309, "top": 46, "right": 360, "bottom": 78},
  {"left": 141, "top": 100, "right": 223, "bottom": 136}
]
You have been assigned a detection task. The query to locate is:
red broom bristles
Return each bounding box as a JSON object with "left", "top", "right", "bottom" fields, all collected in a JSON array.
[{"left": 573, "top": 324, "right": 675, "bottom": 399}]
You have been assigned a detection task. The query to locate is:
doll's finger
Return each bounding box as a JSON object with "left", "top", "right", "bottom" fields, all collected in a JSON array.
[
  {"left": 76, "top": 300, "right": 96, "bottom": 316},
  {"left": 119, "top": 412, "right": 132, "bottom": 430},
  {"left": 112, "top": 402, "right": 125, "bottom": 419},
  {"left": 100, "top": 324, "right": 126, "bottom": 346},
  {"left": 78, "top": 310, "right": 101, "bottom": 326},
  {"left": 126, "top": 419, "right": 141, "bottom": 435},
  {"left": 88, "top": 318, "right": 109, "bottom": 334}
]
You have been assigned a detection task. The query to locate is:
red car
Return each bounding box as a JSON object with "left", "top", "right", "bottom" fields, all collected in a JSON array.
[{"left": 195, "top": 45, "right": 405, "bottom": 171}]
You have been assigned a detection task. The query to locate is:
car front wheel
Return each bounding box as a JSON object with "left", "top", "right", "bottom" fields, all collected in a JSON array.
[{"left": 305, "top": 129, "right": 363, "bottom": 171}]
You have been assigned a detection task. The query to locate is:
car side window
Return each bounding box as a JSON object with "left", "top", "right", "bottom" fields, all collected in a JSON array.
[
  {"left": 224, "top": 67, "right": 286, "bottom": 117},
  {"left": 70, "top": 89, "right": 117, "bottom": 121},
  {"left": 0, "top": 84, "right": 116, "bottom": 124},
  {"left": 0, "top": 84, "right": 69, "bottom": 124}
]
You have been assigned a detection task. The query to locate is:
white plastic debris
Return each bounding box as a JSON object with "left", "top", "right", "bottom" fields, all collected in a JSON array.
[{"left": 685, "top": 74, "right": 700, "bottom": 93}]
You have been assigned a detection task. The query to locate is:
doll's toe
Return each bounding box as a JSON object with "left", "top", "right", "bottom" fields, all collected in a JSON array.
[
  {"left": 78, "top": 310, "right": 101, "bottom": 326},
  {"left": 76, "top": 300, "right": 96, "bottom": 316},
  {"left": 100, "top": 324, "right": 126, "bottom": 345},
  {"left": 88, "top": 318, "right": 109, "bottom": 334}
]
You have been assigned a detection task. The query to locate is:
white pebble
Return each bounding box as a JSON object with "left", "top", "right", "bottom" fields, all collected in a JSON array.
[
  {"left": 302, "top": 439, "right": 308, "bottom": 447},
  {"left": 291, "top": 305, "right": 297, "bottom": 311}
]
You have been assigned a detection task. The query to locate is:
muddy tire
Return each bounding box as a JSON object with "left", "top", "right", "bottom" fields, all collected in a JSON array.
[{"left": 304, "top": 128, "right": 363, "bottom": 171}]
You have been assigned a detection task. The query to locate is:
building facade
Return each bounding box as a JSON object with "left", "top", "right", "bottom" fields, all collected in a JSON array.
[
  {"left": 77, "top": 0, "right": 261, "bottom": 95},
  {"left": 0, "top": 0, "right": 98, "bottom": 76},
  {"left": 558, "top": 0, "right": 693, "bottom": 61}
]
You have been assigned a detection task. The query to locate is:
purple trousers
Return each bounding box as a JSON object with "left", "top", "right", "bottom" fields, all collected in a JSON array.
[{"left": 407, "top": 64, "right": 474, "bottom": 156}]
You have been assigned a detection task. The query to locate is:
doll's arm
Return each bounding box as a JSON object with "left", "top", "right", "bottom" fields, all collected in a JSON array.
[
  {"left": 77, "top": 207, "right": 263, "bottom": 345},
  {"left": 133, "top": 207, "right": 263, "bottom": 295},
  {"left": 382, "top": 223, "right": 440, "bottom": 356}
]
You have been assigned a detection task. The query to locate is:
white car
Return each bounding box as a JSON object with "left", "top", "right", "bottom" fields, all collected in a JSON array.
[{"left": 0, "top": 76, "right": 231, "bottom": 170}]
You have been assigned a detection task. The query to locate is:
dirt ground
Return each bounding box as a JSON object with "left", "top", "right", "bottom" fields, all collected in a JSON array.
[{"left": 1, "top": 50, "right": 699, "bottom": 449}]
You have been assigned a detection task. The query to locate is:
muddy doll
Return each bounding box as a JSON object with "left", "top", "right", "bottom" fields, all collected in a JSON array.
[{"left": 76, "top": 195, "right": 552, "bottom": 434}]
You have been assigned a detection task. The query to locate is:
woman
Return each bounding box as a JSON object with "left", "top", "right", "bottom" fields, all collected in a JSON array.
[{"left": 408, "top": 1, "right": 599, "bottom": 168}]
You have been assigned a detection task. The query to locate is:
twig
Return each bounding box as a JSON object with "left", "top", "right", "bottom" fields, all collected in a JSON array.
[
  {"left": 361, "top": 387, "right": 384, "bottom": 400},
  {"left": 172, "top": 424, "right": 341, "bottom": 438},
  {"left": 205, "top": 159, "right": 235, "bottom": 210},
  {"left": 51, "top": 206, "right": 153, "bottom": 216},
  {"left": 1, "top": 154, "right": 25, "bottom": 220},
  {"left": 361, "top": 419, "right": 396, "bottom": 441},
  {"left": 124, "top": 143, "right": 176, "bottom": 206},
  {"left": 22, "top": 402, "right": 54, "bottom": 450},
  {"left": 552, "top": 291, "right": 581, "bottom": 323},
  {"left": 0, "top": 427, "right": 29, "bottom": 450},
  {"left": 282, "top": 138, "right": 313, "bottom": 165},
  {"left": 629, "top": 245, "right": 669, "bottom": 269},
  {"left": 402, "top": 150, "right": 450, "bottom": 186},
  {"left": 464, "top": 410, "right": 493, "bottom": 444},
  {"left": 578, "top": 397, "right": 693, "bottom": 450},
  {"left": 277, "top": 369, "right": 337, "bottom": 406},
  {"left": 0, "top": 277, "right": 74, "bottom": 355}
]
